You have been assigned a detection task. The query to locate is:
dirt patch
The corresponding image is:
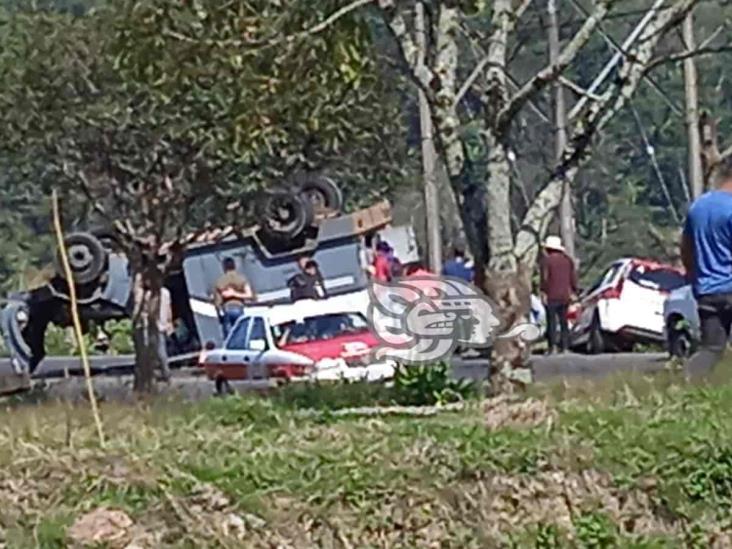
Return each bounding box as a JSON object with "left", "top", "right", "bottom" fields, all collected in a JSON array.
[
  {"left": 484, "top": 394, "right": 557, "bottom": 431},
  {"left": 67, "top": 507, "right": 157, "bottom": 549}
]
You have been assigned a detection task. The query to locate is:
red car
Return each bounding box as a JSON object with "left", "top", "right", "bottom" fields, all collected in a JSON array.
[{"left": 199, "top": 296, "right": 396, "bottom": 394}]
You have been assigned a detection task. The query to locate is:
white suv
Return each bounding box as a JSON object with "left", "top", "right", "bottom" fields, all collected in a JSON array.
[{"left": 568, "top": 258, "right": 686, "bottom": 353}]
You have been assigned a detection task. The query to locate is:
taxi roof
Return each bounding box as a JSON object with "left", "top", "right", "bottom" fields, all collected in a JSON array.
[{"left": 247, "top": 290, "right": 370, "bottom": 327}]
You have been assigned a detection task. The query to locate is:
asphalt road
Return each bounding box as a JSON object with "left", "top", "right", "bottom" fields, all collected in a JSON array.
[{"left": 7, "top": 351, "right": 672, "bottom": 403}]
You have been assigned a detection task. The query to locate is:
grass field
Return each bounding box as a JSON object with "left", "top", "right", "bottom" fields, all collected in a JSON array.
[{"left": 2, "top": 365, "right": 732, "bottom": 547}]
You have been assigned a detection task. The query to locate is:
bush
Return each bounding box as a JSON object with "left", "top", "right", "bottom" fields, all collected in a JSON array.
[
  {"left": 392, "top": 363, "right": 477, "bottom": 406},
  {"left": 44, "top": 319, "right": 134, "bottom": 356},
  {"left": 106, "top": 319, "right": 134, "bottom": 354}
]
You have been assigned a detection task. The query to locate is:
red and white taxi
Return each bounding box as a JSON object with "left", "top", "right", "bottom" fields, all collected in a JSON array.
[
  {"left": 199, "top": 295, "right": 396, "bottom": 394},
  {"left": 568, "top": 258, "right": 686, "bottom": 353}
]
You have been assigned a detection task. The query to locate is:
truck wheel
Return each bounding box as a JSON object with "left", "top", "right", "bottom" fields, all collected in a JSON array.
[
  {"left": 295, "top": 174, "right": 343, "bottom": 213},
  {"left": 55, "top": 232, "right": 107, "bottom": 285},
  {"left": 90, "top": 226, "right": 122, "bottom": 253},
  {"left": 669, "top": 329, "right": 693, "bottom": 358},
  {"left": 259, "top": 191, "right": 314, "bottom": 240},
  {"left": 587, "top": 314, "right": 606, "bottom": 355}
]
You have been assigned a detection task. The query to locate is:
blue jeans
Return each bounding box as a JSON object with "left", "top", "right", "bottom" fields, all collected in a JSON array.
[{"left": 221, "top": 305, "right": 244, "bottom": 339}]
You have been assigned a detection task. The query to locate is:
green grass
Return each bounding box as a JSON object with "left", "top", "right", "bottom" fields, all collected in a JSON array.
[{"left": 2, "top": 364, "right": 732, "bottom": 546}]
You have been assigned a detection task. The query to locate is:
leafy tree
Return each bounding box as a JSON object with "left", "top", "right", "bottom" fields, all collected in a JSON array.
[{"left": 0, "top": 0, "right": 412, "bottom": 391}]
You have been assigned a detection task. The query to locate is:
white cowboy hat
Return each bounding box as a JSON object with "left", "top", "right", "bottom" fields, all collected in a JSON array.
[{"left": 543, "top": 235, "right": 565, "bottom": 251}]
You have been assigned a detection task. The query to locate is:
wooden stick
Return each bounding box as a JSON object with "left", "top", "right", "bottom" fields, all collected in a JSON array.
[{"left": 51, "top": 189, "right": 105, "bottom": 447}]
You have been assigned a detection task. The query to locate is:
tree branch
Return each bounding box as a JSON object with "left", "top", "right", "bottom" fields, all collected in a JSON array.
[
  {"left": 496, "top": 0, "right": 615, "bottom": 133},
  {"left": 163, "top": 0, "right": 374, "bottom": 51},
  {"left": 454, "top": 56, "right": 495, "bottom": 107},
  {"left": 376, "top": 0, "right": 420, "bottom": 76},
  {"left": 514, "top": 0, "right": 699, "bottom": 265},
  {"left": 646, "top": 45, "right": 732, "bottom": 72},
  {"left": 558, "top": 76, "right": 603, "bottom": 102}
]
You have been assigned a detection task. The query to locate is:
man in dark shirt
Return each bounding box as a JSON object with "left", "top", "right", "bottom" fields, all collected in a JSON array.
[
  {"left": 681, "top": 158, "right": 732, "bottom": 379},
  {"left": 441, "top": 244, "right": 474, "bottom": 283},
  {"left": 540, "top": 235, "right": 578, "bottom": 354},
  {"left": 288, "top": 256, "right": 327, "bottom": 301}
]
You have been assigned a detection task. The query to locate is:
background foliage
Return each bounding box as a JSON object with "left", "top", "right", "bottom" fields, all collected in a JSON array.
[{"left": 0, "top": 0, "right": 730, "bottom": 291}]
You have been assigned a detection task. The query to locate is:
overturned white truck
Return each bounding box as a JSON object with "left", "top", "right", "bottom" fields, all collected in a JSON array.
[{"left": 0, "top": 179, "right": 418, "bottom": 387}]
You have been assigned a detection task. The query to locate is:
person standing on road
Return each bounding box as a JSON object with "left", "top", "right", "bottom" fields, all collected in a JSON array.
[
  {"left": 681, "top": 160, "right": 732, "bottom": 379},
  {"left": 214, "top": 257, "right": 254, "bottom": 338},
  {"left": 540, "top": 235, "right": 578, "bottom": 354},
  {"left": 442, "top": 244, "right": 474, "bottom": 283}
]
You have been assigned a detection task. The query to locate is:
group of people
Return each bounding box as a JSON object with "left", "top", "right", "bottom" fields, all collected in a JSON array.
[
  {"left": 365, "top": 235, "right": 476, "bottom": 285},
  {"left": 211, "top": 254, "right": 328, "bottom": 340}
]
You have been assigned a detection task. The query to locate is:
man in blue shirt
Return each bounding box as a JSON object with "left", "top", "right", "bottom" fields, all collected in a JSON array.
[
  {"left": 442, "top": 244, "right": 474, "bottom": 283},
  {"left": 682, "top": 159, "right": 732, "bottom": 378}
]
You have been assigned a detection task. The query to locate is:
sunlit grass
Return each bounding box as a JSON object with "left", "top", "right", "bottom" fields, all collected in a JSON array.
[{"left": 2, "top": 363, "right": 732, "bottom": 546}]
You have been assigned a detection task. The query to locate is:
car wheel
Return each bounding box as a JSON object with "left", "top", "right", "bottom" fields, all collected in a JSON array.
[
  {"left": 587, "top": 314, "right": 606, "bottom": 355},
  {"left": 669, "top": 329, "right": 693, "bottom": 358},
  {"left": 294, "top": 174, "right": 343, "bottom": 214},
  {"left": 215, "top": 377, "right": 234, "bottom": 396},
  {"left": 55, "top": 232, "right": 107, "bottom": 285},
  {"left": 259, "top": 190, "right": 314, "bottom": 240}
]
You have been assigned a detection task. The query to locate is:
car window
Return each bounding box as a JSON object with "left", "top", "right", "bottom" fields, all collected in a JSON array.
[
  {"left": 629, "top": 265, "right": 686, "bottom": 292},
  {"left": 226, "top": 317, "right": 251, "bottom": 350},
  {"left": 274, "top": 313, "right": 370, "bottom": 345},
  {"left": 247, "top": 318, "right": 269, "bottom": 350},
  {"left": 602, "top": 263, "right": 623, "bottom": 286},
  {"left": 586, "top": 263, "right": 622, "bottom": 295}
]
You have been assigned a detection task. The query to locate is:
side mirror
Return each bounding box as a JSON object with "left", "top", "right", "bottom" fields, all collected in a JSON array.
[{"left": 249, "top": 339, "right": 267, "bottom": 352}]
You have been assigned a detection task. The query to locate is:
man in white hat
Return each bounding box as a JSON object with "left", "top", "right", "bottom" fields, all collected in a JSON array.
[{"left": 540, "top": 235, "right": 578, "bottom": 354}]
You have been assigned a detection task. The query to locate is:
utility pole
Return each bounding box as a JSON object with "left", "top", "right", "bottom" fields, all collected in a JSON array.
[
  {"left": 415, "top": 1, "right": 442, "bottom": 272},
  {"left": 683, "top": 11, "right": 703, "bottom": 198},
  {"left": 548, "top": 0, "right": 575, "bottom": 260}
]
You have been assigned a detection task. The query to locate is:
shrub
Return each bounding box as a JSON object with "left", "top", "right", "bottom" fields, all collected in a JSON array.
[{"left": 392, "top": 363, "right": 477, "bottom": 406}]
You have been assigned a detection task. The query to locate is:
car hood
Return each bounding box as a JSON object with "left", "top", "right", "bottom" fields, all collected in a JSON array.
[{"left": 280, "top": 331, "right": 379, "bottom": 362}]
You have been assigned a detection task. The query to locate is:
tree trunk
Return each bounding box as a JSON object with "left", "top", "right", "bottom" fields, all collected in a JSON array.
[
  {"left": 131, "top": 263, "right": 163, "bottom": 394},
  {"left": 483, "top": 128, "right": 533, "bottom": 391},
  {"left": 484, "top": 263, "right": 532, "bottom": 394}
]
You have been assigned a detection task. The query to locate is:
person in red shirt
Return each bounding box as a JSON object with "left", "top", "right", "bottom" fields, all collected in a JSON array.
[
  {"left": 540, "top": 235, "right": 578, "bottom": 354},
  {"left": 373, "top": 241, "right": 394, "bottom": 282}
]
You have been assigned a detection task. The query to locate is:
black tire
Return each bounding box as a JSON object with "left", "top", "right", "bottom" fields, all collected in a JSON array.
[
  {"left": 294, "top": 174, "right": 343, "bottom": 213},
  {"left": 586, "top": 313, "right": 606, "bottom": 355},
  {"left": 55, "top": 232, "right": 107, "bottom": 285},
  {"left": 90, "top": 226, "right": 122, "bottom": 253},
  {"left": 669, "top": 329, "right": 693, "bottom": 358},
  {"left": 259, "top": 191, "right": 314, "bottom": 240},
  {"left": 215, "top": 377, "right": 234, "bottom": 396}
]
